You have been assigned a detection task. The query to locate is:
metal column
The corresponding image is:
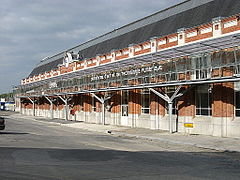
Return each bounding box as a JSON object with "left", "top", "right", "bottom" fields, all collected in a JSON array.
[
  {"left": 58, "top": 95, "right": 68, "bottom": 121},
  {"left": 44, "top": 96, "right": 54, "bottom": 119},
  {"left": 27, "top": 97, "right": 35, "bottom": 116},
  {"left": 149, "top": 86, "right": 195, "bottom": 133},
  {"left": 149, "top": 86, "right": 182, "bottom": 133},
  {"left": 20, "top": 98, "right": 23, "bottom": 114},
  {"left": 91, "top": 93, "right": 112, "bottom": 125}
]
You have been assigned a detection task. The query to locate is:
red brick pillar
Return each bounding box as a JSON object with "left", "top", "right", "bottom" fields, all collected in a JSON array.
[
  {"left": 213, "top": 67, "right": 234, "bottom": 117},
  {"left": 57, "top": 97, "right": 64, "bottom": 110},
  {"left": 52, "top": 97, "right": 57, "bottom": 111},
  {"left": 83, "top": 94, "right": 92, "bottom": 112},
  {"left": 150, "top": 88, "right": 165, "bottom": 116},
  {"left": 27, "top": 101, "right": 32, "bottom": 109},
  {"left": 44, "top": 98, "right": 50, "bottom": 110},
  {"left": 71, "top": 95, "right": 80, "bottom": 111},
  {"left": 178, "top": 86, "right": 195, "bottom": 117},
  {"left": 96, "top": 93, "right": 102, "bottom": 113},
  {"left": 212, "top": 82, "right": 234, "bottom": 117},
  {"left": 111, "top": 91, "right": 121, "bottom": 114},
  {"left": 129, "top": 89, "right": 141, "bottom": 115}
]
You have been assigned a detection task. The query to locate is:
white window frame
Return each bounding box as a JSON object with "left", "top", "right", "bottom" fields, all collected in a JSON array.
[
  {"left": 141, "top": 89, "right": 150, "bottom": 114},
  {"left": 195, "top": 85, "right": 212, "bottom": 116},
  {"left": 200, "top": 27, "right": 212, "bottom": 34},
  {"left": 224, "top": 20, "right": 238, "bottom": 28},
  {"left": 92, "top": 96, "right": 97, "bottom": 112},
  {"left": 121, "top": 90, "right": 129, "bottom": 117},
  {"left": 234, "top": 82, "right": 240, "bottom": 117}
]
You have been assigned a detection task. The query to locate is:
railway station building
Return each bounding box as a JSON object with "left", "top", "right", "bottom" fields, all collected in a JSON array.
[{"left": 15, "top": 0, "right": 240, "bottom": 138}]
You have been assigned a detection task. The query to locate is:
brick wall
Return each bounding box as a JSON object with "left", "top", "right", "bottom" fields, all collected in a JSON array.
[
  {"left": 129, "top": 89, "right": 141, "bottom": 114},
  {"left": 83, "top": 94, "right": 92, "bottom": 112},
  {"left": 111, "top": 91, "right": 121, "bottom": 114},
  {"left": 100, "top": 58, "right": 111, "bottom": 64},
  {"left": 222, "top": 17, "right": 240, "bottom": 34},
  {"left": 212, "top": 82, "right": 234, "bottom": 117},
  {"left": 150, "top": 88, "right": 165, "bottom": 116},
  {"left": 178, "top": 86, "right": 195, "bottom": 117},
  {"left": 212, "top": 68, "right": 234, "bottom": 118},
  {"left": 185, "top": 24, "right": 213, "bottom": 43},
  {"left": 96, "top": 93, "right": 102, "bottom": 112}
]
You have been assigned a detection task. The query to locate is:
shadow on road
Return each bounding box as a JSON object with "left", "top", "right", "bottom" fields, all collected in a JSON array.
[
  {"left": 0, "top": 147, "right": 239, "bottom": 180},
  {"left": 0, "top": 132, "right": 29, "bottom": 135}
]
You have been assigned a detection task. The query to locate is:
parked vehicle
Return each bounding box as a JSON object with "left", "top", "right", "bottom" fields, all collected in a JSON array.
[
  {"left": 0, "top": 117, "right": 5, "bottom": 130},
  {"left": 0, "top": 102, "right": 5, "bottom": 111}
]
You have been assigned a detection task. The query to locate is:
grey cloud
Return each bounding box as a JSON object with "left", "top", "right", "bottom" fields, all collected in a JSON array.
[{"left": 0, "top": 0, "right": 183, "bottom": 93}]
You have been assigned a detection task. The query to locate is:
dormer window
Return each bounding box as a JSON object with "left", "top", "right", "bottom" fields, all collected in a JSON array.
[{"left": 63, "top": 52, "right": 73, "bottom": 67}]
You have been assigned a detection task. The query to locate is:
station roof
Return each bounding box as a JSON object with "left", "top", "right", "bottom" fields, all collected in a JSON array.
[{"left": 28, "top": 0, "right": 240, "bottom": 77}]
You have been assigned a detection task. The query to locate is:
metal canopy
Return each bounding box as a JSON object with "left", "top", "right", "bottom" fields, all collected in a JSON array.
[
  {"left": 22, "top": 33, "right": 240, "bottom": 86},
  {"left": 18, "top": 75, "right": 240, "bottom": 98},
  {"left": 19, "top": 32, "right": 240, "bottom": 92}
]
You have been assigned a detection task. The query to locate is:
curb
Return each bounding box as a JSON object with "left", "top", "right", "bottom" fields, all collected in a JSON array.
[
  {"left": 10, "top": 114, "right": 63, "bottom": 126},
  {"left": 110, "top": 132, "right": 238, "bottom": 152}
]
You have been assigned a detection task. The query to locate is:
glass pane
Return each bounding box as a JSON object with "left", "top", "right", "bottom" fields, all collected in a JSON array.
[
  {"left": 236, "top": 110, "right": 240, "bottom": 117},
  {"left": 201, "top": 93, "right": 209, "bottom": 108},
  {"left": 196, "top": 94, "right": 201, "bottom": 107},
  {"left": 236, "top": 92, "right": 240, "bottom": 109},
  {"left": 122, "top": 106, "right": 128, "bottom": 116},
  {"left": 122, "top": 91, "right": 129, "bottom": 105},
  {"left": 142, "top": 109, "right": 150, "bottom": 114},
  {"left": 196, "top": 85, "right": 212, "bottom": 116},
  {"left": 201, "top": 109, "right": 209, "bottom": 116},
  {"left": 143, "top": 96, "right": 150, "bottom": 107},
  {"left": 196, "top": 109, "right": 200, "bottom": 115}
]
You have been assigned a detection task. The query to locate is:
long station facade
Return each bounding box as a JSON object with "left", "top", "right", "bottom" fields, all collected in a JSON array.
[{"left": 15, "top": 0, "right": 240, "bottom": 137}]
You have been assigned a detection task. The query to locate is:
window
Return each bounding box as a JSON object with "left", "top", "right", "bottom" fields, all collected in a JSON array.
[
  {"left": 79, "top": 97, "right": 84, "bottom": 111},
  {"left": 141, "top": 89, "right": 150, "bottom": 114},
  {"left": 235, "top": 91, "right": 240, "bottom": 116},
  {"left": 92, "top": 96, "right": 97, "bottom": 112},
  {"left": 121, "top": 90, "right": 129, "bottom": 116},
  {"left": 196, "top": 85, "right": 212, "bottom": 116},
  {"left": 191, "top": 54, "right": 211, "bottom": 80},
  {"left": 235, "top": 82, "right": 240, "bottom": 116}
]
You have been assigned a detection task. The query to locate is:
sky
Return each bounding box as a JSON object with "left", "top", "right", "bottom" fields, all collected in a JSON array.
[{"left": 0, "top": 0, "right": 183, "bottom": 94}]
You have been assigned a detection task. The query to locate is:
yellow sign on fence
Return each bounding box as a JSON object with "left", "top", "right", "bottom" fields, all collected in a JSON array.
[{"left": 184, "top": 123, "right": 193, "bottom": 128}]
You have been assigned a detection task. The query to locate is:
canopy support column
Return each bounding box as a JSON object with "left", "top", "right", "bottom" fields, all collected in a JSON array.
[
  {"left": 19, "top": 98, "right": 23, "bottom": 114},
  {"left": 27, "top": 97, "right": 35, "bottom": 116},
  {"left": 149, "top": 86, "right": 182, "bottom": 133},
  {"left": 58, "top": 95, "right": 68, "bottom": 121},
  {"left": 91, "top": 93, "right": 113, "bottom": 125},
  {"left": 44, "top": 96, "right": 54, "bottom": 119},
  {"left": 149, "top": 85, "right": 195, "bottom": 133}
]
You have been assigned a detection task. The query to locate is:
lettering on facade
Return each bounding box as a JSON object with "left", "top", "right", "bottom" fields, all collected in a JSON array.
[{"left": 90, "top": 65, "right": 162, "bottom": 81}]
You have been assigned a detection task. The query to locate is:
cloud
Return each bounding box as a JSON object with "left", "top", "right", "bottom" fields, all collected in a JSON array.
[{"left": 0, "top": 0, "right": 183, "bottom": 93}]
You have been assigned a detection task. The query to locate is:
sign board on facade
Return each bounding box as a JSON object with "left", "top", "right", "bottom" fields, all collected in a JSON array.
[
  {"left": 184, "top": 123, "right": 193, "bottom": 128},
  {"left": 90, "top": 65, "right": 163, "bottom": 82}
]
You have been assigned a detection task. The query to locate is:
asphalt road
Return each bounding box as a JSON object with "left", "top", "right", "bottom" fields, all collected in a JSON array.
[{"left": 0, "top": 111, "right": 240, "bottom": 180}]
